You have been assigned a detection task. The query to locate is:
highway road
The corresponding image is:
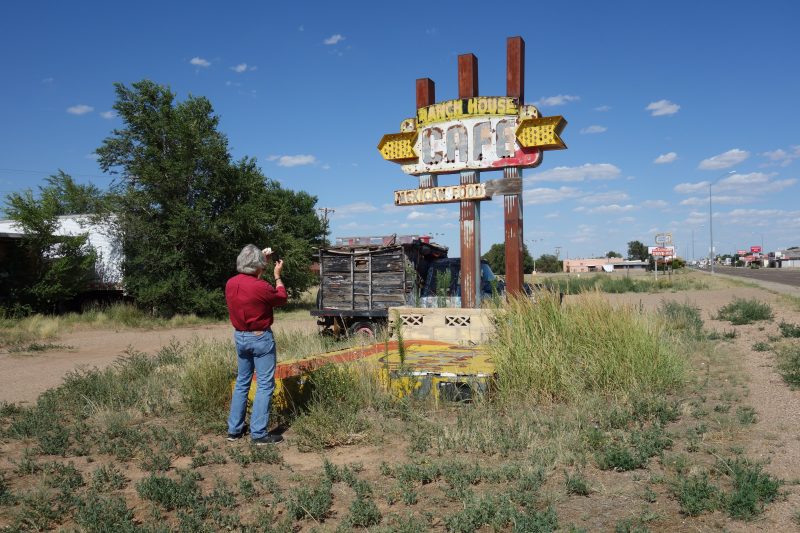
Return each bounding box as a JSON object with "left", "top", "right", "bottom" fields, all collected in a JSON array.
[{"left": 709, "top": 266, "right": 800, "bottom": 288}]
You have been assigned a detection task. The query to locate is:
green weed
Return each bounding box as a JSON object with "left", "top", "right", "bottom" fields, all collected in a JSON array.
[
  {"left": 674, "top": 472, "right": 720, "bottom": 516},
  {"left": 779, "top": 321, "right": 800, "bottom": 338},
  {"left": 736, "top": 406, "right": 757, "bottom": 425},
  {"left": 565, "top": 470, "right": 590, "bottom": 495},
  {"left": 74, "top": 492, "right": 137, "bottom": 533},
  {"left": 347, "top": 496, "right": 382, "bottom": 527},
  {"left": 752, "top": 341, "right": 771, "bottom": 352},
  {"left": 716, "top": 298, "right": 773, "bottom": 325},
  {"left": 777, "top": 343, "right": 800, "bottom": 388},
  {"left": 659, "top": 301, "right": 704, "bottom": 339},
  {"left": 0, "top": 474, "right": 14, "bottom": 505},
  {"left": 136, "top": 470, "right": 202, "bottom": 511},
  {"left": 91, "top": 464, "right": 128, "bottom": 491},
  {"left": 287, "top": 478, "right": 333, "bottom": 521},
  {"left": 719, "top": 458, "right": 781, "bottom": 520}
]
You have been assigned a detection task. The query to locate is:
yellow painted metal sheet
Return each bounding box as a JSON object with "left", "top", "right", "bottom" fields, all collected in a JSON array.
[
  {"left": 244, "top": 340, "right": 494, "bottom": 408},
  {"left": 515, "top": 116, "right": 568, "bottom": 150},
  {"left": 377, "top": 131, "right": 418, "bottom": 161}
]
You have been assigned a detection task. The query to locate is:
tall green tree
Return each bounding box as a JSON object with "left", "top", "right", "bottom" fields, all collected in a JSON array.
[
  {"left": 3, "top": 172, "right": 101, "bottom": 314},
  {"left": 482, "top": 242, "right": 535, "bottom": 275},
  {"left": 96, "top": 80, "right": 324, "bottom": 316},
  {"left": 606, "top": 250, "right": 622, "bottom": 258},
  {"left": 535, "top": 254, "right": 562, "bottom": 273},
  {"left": 627, "top": 240, "right": 649, "bottom": 261}
]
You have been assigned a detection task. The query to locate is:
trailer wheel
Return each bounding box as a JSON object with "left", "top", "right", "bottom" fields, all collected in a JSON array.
[{"left": 349, "top": 321, "right": 376, "bottom": 339}]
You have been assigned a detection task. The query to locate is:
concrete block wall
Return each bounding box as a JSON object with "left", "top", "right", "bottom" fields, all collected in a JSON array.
[{"left": 388, "top": 306, "right": 495, "bottom": 345}]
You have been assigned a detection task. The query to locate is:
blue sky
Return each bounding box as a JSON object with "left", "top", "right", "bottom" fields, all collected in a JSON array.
[{"left": 1, "top": 1, "right": 798, "bottom": 260}]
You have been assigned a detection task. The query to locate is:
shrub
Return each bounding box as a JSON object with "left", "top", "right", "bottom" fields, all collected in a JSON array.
[
  {"left": 490, "top": 293, "right": 686, "bottom": 403},
  {"left": 716, "top": 298, "right": 773, "bottom": 325},
  {"left": 674, "top": 472, "right": 720, "bottom": 516},
  {"left": 720, "top": 458, "right": 780, "bottom": 520},
  {"left": 74, "top": 492, "right": 137, "bottom": 533},
  {"left": 347, "top": 496, "right": 382, "bottom": 527},
  {"left": 287, "top": 479, "right": 333, "bottom": 520},
  {"left": 565, "top": 471, "right": 590, "bottom": 496},
  {"left": 776, "top": 344, "right": 800, "bottom": 389},
  {"left": 779, "top": 321, "right": 800, "bottom": 338},
  {"left": 752, "top": 341, "right": 771, "bottom": 352}
]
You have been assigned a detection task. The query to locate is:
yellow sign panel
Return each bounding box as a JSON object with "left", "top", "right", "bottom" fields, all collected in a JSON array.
[
  {"left": 416, "top": 96, "right": 518, "bottom": 126},
  {"left": 515, "top": 116, "right": 568, "bottom": 150},
  {"left": 395, "top": 183, "right": 490, "bottom": 206},
  {"left": 377, "top": 131, "right": 418, "bottom": 161}
]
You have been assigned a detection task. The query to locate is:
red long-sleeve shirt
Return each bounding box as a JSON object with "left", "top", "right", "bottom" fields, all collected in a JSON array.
[{"left": 225, "top": 273, "right": 288, "bottom": 331}]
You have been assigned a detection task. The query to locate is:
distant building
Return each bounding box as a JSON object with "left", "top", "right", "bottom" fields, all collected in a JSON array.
[
  {"left": 773, "top": 247, "right": 800, "bottom": 268},
  {"left": 562, "top": 257, "right": 648, "bottom": 273}
]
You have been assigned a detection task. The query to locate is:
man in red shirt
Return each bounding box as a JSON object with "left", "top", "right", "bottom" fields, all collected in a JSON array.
[{"left": 225, "top": 244, "right": 287, "bottom": 445}]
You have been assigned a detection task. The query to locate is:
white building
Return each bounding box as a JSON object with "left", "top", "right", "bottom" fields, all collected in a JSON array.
[{"left": 0, "top": 215, "right": 122, "bottom": 287}]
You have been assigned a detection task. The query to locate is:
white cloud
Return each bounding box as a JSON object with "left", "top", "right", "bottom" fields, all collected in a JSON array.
[
  {"left": 333, "top": 202, "right": 378, "bottom": 217},
  {"left": 646, "top": 99, "right": 680, "bottom": 116},
  {"left": 100, "top": 111, "right": 114, "bottom": 119},
  {"left": 674, "top": 181, "right": 710, "bottom": 194},
  {"left": 584, "top": 204, "right": 637, "bottom": 214},
  {"left": 66, "top": 104, "right": 93, "bottom": 115},
  {"left": 231, "top": 63, "right": 248, "bottom": 73},
  {"left": 544, "top": 212, "right": 559, "bottom": 219},
  {"left": 761, "top": 146, "right": 800, "bottom": 167},
  {"left": 577, "top": 191, "right": 630, "bottom": 204},
  {"left": 594, "top": 105, "right": 611, "bottom": 112},
  {"left": 534, "top": 94, "right": 580, "bottom": 107},
  {"left": 407, "top": 207, "right": 450, "bottom": 220},
  {"left": 323, "top": 34, "right": 345, "bottom": 45},
  {"left": 698, "top": 148, "right": 749, "bottom": 170},
  {"left": 522, "top": 187, "right": 582, "bottom": 205},
  {"left": 298, "top": 25, "right": 304, "bottom": 32},
  {"left": 580, "top": 125, "right": 607, "bottom": 134},
  {"left": 85, "top": 153, "right": 99, "bottom": 160},
  {"left": 190, "top": 57, "right": 211, "bottom": 67},
  {"left": 41, "top": 77, "right": 54, "bottom": 84},
  {"left": 641, "top": 200, "right": 669, "bottom": 209},
  {"left": 617, "top": 216, "right": 636, "bottom": 223},
  {"left": 268, "top": 154, "right": 317, "bottom": 167},
  {"left": 674, "top": 172, "right": 795, "bottom": 202},
  {"left": 527, "top": 163, "right": 621, "bottom": 183},
  {"left": 654, "top": 152, "right": 677, "bottom": 164}
]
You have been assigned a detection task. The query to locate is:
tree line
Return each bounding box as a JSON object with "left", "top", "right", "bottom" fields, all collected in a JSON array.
[{"left": 2, "top": 80, "right": 325, "bottom": 317}]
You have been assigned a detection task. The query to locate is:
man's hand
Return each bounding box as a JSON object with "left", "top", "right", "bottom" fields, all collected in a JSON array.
[{"left": 273, "top": 259, "right": 284, "bottom": 281}]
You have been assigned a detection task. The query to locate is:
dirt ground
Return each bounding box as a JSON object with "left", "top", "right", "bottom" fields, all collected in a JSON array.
[{"left": 0, "top": 313, "right": 317, "bottom": 406}]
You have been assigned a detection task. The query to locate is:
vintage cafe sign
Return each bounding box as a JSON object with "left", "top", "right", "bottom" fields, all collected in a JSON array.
[{"left": 378, "top": 96, "right": 567, "bottom": 176}]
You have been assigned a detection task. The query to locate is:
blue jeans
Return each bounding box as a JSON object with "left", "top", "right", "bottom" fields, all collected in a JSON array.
[{"left": 227, "top": 330, "right": 277, "bottom": 439}]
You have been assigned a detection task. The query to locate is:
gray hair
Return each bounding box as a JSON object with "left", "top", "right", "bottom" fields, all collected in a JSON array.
[{"left": 236, "top": 244, "right": 267, "bottom": 274}]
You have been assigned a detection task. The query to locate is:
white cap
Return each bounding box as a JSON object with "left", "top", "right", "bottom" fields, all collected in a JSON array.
[{"left": 262, "top": 247, "right": 273, "bottom": 256}]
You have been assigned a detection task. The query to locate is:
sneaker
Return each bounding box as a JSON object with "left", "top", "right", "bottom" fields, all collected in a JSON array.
[
  {"left": 226, "top": 432, "right": 245, "bottom": 441},
  {"left": 252, "top": 434, "right": 283, "bottom": 445}
]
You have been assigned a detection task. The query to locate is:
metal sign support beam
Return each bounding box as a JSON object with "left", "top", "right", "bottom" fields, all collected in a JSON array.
[
  {"left": 458, "top": 53, "right": 481, "bottom": 308},
  {"left": 504, "top": 36, "right": 525, "bottom": 295},
  {"left": 416, "top": 78, "right": 438, "bottom": 189}
]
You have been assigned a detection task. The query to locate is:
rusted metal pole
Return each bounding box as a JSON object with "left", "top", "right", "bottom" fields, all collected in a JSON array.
[
  {"left": 416, "top": 78, "right": 437, "bottom": 189},
  {"left": 504, "top": 37, "right": 525, "bottom": 296},
  {"left": 458, "top": 54, "right": 480, "bottom": 308}
]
